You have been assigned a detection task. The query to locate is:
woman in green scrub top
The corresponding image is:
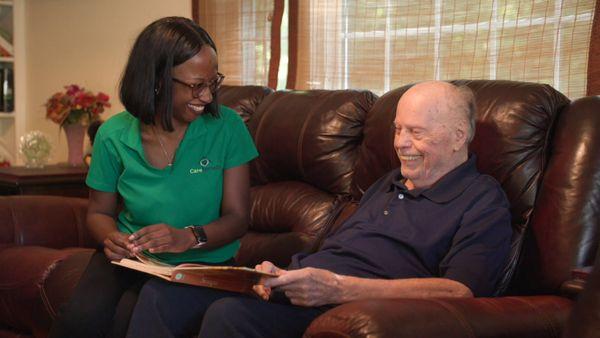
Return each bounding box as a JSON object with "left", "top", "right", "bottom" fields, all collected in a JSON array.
[{"left": 49, "top": 16, "right": 258, "bottom": 338}]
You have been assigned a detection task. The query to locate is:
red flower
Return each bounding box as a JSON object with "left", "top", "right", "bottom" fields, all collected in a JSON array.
[
  {"left": 97, "top": 92, "right": 110, "bottom": 102},
  {"left": 65, "top": 84, "right": 81, "bottom": 96},
  {"left": 45, "top": 84, "right": 110, "bottom": 126}
]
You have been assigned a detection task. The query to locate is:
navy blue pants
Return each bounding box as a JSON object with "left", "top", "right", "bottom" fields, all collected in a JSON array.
[{"left": 127, "top": 278, "right": 327, "bottom": 338}]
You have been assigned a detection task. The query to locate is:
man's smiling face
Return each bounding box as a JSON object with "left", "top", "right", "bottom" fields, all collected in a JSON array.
[{"left": 393, "top": 82, "right": 468, "bottom": 189}]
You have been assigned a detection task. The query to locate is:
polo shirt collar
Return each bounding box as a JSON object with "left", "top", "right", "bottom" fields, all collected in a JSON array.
[
  {"left": 390, "top": 154, "right": 480, "bottom": 203},
  {"left": 182, "top": 114, "right": 209, "bottom": 140},
  {"left": 120, "top": 112, "right": 142, "bottom": 151},
  {"left": 119, "top": 111, "right": 209, "bottom": 153}
]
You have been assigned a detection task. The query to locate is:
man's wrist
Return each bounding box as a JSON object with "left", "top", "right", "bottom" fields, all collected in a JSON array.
[{"left": 332, "top": 273, "right": 347, "bottom": 303}]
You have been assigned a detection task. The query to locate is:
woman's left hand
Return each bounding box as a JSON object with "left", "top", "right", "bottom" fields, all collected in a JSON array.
[{"left": 128, "top": 223, "right": 195, "bottom": 253}]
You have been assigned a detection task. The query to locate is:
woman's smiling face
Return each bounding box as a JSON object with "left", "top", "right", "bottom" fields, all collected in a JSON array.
[{"left": 170, "top": 46, "right": 218, "bottom": 126}]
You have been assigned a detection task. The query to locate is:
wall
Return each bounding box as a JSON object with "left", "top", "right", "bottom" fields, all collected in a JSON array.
[{"left": 25, "top": 0, "right": 191, "bottom": 164}]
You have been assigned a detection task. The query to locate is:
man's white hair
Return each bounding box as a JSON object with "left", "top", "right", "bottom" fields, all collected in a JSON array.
[{"left": 454, "top": 85, "right": 477, "bottom": 144}]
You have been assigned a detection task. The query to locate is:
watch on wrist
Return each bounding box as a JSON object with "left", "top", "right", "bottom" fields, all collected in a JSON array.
[{"left": 185, "top": 225, "right": 208, "bottom": 249}]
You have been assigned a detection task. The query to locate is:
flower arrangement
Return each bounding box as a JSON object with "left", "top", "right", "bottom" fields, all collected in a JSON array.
[{"left": 46, "top": 84, "right": 111, "bottom": 126}]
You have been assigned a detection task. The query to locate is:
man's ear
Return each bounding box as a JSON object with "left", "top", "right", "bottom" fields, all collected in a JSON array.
[{"left": 453, "top": 123, "right": 468, "bottom": 151}]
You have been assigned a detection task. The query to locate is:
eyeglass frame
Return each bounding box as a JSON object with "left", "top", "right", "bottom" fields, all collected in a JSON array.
[{"left": 171, "top": 72, "right": 225, "bottom": 97}]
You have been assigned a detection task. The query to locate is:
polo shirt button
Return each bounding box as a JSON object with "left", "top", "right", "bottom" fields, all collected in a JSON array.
[
  {"left": 398, "top": 193, "right": 404, "bottom": 200},
  {"left": 383, "top": 210, "right": 389, "bottom": 216}
]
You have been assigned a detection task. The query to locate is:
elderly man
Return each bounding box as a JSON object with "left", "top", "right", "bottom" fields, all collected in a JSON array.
[{"left": 127, "top": 81, "right": 512, "bottom": 338}]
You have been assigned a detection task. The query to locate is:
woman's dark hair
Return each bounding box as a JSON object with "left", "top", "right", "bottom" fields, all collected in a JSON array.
[{"left": 120, "top": 16, "right": 219, "bottom": 131}]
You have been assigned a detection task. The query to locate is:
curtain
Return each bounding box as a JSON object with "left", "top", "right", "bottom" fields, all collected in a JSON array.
[
  {"left": 197, "top": 0, "right": 275, "bottom": 86},
  {"left": 195, "top": 0, "right": 597, "bottom": 97},
  {"left": 294, "top": 0, "right": 596, "bottom": 98},
  {"left": 588, "top": 0, "right": 600, "bottom": 95}
]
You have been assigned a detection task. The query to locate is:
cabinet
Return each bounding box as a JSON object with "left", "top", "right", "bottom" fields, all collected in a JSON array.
[
  {"left": 0, "top": 164, "right": 88, "bottom": 197},
  {"left": 0, "top": 0, "right": 24, "bottom": 165}
]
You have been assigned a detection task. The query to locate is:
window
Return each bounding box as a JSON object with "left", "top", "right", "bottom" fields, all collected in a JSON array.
[
  {"left": 196, "top": 0, "right": 597, "bottom": 98},
  {"left": 295, "top": 0, "right": 595, "bottom": 98},
  {"left": 198, "top": 0, "right": 274, "bottom": 86}
]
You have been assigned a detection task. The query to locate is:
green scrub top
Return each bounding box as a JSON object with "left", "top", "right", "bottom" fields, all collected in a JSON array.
[{"left": 86, "top": 106, "right": 258, "bottom": 264}]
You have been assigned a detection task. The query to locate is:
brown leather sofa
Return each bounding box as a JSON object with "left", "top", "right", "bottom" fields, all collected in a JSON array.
[
  {"left": 562, "top": 249, "right": 600, "bottom": 338},
  {"left": 1, "top": 80, "right": 599, "bottom": 337}
]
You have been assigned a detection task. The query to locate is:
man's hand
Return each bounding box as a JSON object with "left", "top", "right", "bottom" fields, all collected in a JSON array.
[
  {"left": 253, "top": 261, "right": 285, "bottom": 300},
  {"left": 104, "top": 231, "right": 134, "bottom": 261},
  {"left": 262, "top": 267, "right": 343, "bottom": 307},
  {"left": 128, "top": 223, "right": 195, "bottom": 254}
]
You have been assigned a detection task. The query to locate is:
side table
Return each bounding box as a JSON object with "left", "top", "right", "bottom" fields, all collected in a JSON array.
[{"left": 0, "top": 164, "right": 88, "bottom": 198}]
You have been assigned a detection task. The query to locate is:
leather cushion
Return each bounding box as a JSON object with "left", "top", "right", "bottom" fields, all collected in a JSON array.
[
  {"left": 236, "top": 182, "right": 338, "bottom": 267},
  {"left": 247, "top": 90, "right": 377, "bottom": 195}
]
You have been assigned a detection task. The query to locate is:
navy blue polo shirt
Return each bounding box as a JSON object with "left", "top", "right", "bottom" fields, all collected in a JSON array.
[{"left": 289, "top": 155, "right": 512, "bottom": 297}]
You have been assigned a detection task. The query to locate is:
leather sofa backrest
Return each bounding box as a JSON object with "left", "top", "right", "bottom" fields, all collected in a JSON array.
[
  {"left": 247, "top": 89, "right": 377, "bottom": 194},
  {"left": 233, "top": 89, "right": 377, "bottom": 267},
  {"left": 218, "top": 84, "right": 273, "bottom": 123}
]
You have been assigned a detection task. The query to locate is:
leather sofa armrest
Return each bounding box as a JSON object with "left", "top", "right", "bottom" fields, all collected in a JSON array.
[
  {"left": 304, "top": 296, "right": 572, "bottom": 338},
  {"left": 560, "top": 266, "right": 593, "bottom": 298},
  {"left": 0, "top": 245, "right": 94, "bottom": 336},
  {"left": 0, "top": 195, "right": 94, "bottom": 248},
  {"left": 561, "top": 279, "right": 587, "bottom": 298}
]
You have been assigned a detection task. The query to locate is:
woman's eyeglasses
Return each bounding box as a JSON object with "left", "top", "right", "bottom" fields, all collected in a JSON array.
[{"left": 172, "top": 72, "right": 225, "bottom": 97}]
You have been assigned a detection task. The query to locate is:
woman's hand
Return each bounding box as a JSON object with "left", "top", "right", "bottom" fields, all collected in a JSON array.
[
  {"left": 128, "top": 223, "right": 195, "bottom": 254},
  {"left": 103, "top": 231, "right": 134, "bottom": 261}
]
